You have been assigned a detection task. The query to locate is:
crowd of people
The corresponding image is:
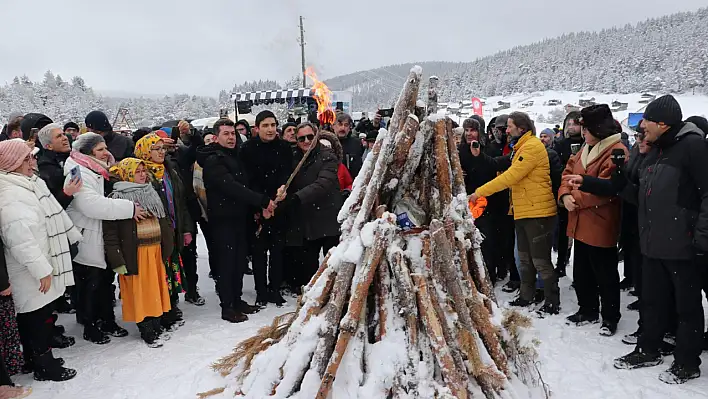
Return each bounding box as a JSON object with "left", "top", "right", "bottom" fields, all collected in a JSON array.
[
  {"left": 0, "top": 93, "right": 707, "bottom": 397},
  {"left": 460, "top": 95, "right": 708, "bottom": 385}
]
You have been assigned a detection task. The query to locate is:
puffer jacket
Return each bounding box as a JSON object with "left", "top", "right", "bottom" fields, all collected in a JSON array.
[
  {"left": 558, "top": 134, "right": 627, "bottom": 248},
  {"left": 475, "top": 131, "right": 557, "bottom": 220},
  {"left": 0, "top": 173, "right": 69, "bottom": 313},
  {"left": 63, "top": 156, "right": 135, "bottom": 268}
]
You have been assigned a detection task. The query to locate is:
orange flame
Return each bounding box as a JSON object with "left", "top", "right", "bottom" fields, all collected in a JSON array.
[{"left": 305, "top": 67, "right": 335, "bottom": 125}]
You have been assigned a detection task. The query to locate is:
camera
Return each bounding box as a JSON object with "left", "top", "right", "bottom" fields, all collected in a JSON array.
[{"left": 471, "top": 141, "right": 480, "bottom": 149}]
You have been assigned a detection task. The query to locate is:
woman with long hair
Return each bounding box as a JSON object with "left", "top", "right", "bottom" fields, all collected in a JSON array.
[
  {"left": 134, "top": 133, "right": 194, "bottom": 329},
  {"left": 104, "top": 158, "right": 173, "bottom": 347}
]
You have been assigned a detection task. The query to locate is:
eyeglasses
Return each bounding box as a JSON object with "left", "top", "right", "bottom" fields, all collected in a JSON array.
[
  {"left": 297, "top": 134, "right": 315, "bottom": 143},
  {"left": 150, "top": 146, "right": 166, "bottom": 152},
  {"left": 636, "top": 133, "right": 645, "bottom": 141}
]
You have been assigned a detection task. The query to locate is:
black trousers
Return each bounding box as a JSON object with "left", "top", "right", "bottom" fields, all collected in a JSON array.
[
  {"left": 251, "top": 223, "right": 285, "bottom": 296},
  {"left": 556, "top": 207, "right": 570, "bottom": 270},
  {"left": 211, "top": 220, "right": 248, "bottom": 309},
  {"left": 199, "top": 218, "right": 218, "bottom": 279},
  {"left": 572, "top": 241, "right": 621, "bottom": 323},
  {"left": 623, "top": 236, "right": 642, "bottom": 295},
  {"left": 73, "top": 263, "right": 115, "bottom": 325},
  {"left": 498, "top": 214, "right": 518, "bottom": 282},
  {"left": 181, "top": 232, "right": 199, "bottom": 296},
  {"left": 291, "top": 236, "right": 339, "bottom": 287},
  {"left": 639, "top": 257, "right": 704, "bottom": 368},
  {"left": 16, "top": 304, "right": 52, "bottom": 359},
  {"left": 0, "top": 353, "right": 11, "bottom": 386}
]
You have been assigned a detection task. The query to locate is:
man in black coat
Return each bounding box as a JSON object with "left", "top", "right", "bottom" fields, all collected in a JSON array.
[
  {"left": 196, "top": 118, "right": 273, "bottom": 323},
  {"left": 36, "top": 123, "right": 82, "bottom": 209},
  {"left": 614, "top": 95, "right": 708, "bottom": 384},
  {"left": 279, "top": 122, "right": 342, "bottom": 288},
  {"left": 552, "top": 111, "right": 583, "bottom": 277},
  {"left": 334, "top": 113, "right": 364, "bottom": 179},
  {"left": 85, "top": 111, "right": 134, "bottom": 161},
  {"left": 240, "top": 111, "right": 293, "bottom": 307}
]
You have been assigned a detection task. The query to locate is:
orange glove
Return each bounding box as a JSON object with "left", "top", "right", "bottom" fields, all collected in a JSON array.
[{"left": 469, "top": 196, "right": 488, "bottom": 219}]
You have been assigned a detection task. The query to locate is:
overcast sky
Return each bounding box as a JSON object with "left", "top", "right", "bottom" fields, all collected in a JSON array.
[{"left": 1, "top": 0, "right": 704, "bottom": 97}]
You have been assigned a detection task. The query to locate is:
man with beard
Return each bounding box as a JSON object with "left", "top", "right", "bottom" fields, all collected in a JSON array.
[
  {"left": 240, "top": 111, "right": 293, "bottom": 307},
  {"left": 333, "top": 113, "right": 364, "bottom": 179},
  {"left": 196, "top": 119, "right": 274, "bottom": 323},
  {"left": 553, "top": 111, "right": 583, "bottom": 277}
]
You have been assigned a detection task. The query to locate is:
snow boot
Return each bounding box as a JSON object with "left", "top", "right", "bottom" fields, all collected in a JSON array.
[
  {"left": 704, "top": 331, "right": 708, "bottom": 351},
  {"left": 537, "top": 303, "right": 560, "bottom": 317},
  {"left": 185, "top": 292, "right": 206, "bottom": 306},
  {"left": 566, "top": 311, "right": 600, "bottom": 326},
  {"left": 150, "top": 317, "right": 171, "bottom": 341},
  {"left": 619, "top": 277, "right": 633, "bottom": 291},
  {"left": 244, "top": 266, "right": 254, "bottom": 276},
  {"left": 32, "top": 350, "right": 77, "bottom": 382},
  {"left": 659, "top": 340, "right": 676, "bottom": 356},
  {"left": 221, "top": 308, "right": 248, "bottom": 323},
  {"left": 172, "top": 305, "right": 183, "bottom": 320},
  {"left": 554, "top": 267, "right": 566, "bottom": 278},
  {"left": 628, "top": 289, "right": 638, "bottom": 297},
  {"left": 97, "top": 320, "right": 128, "bottom": 338},
  {"left": 533, "top": 289, "right": 545, "bottom": 304},
  {"left": 49, "top": 333, "right": 75, "bottom": 349},
  {"left": 83, "top": 323, "right": 111, "bottom": 345},
  {"left": 622, "top": 329, "right": 641, "bottom": 345},
  {"left": 137, "top": 320, "right": 163, "bottom": 348},
  {"left": 502, "top": 280, "right": 520, "bottom": 293},
  {"left": 627, "top": 300, "right": 640, "bottom": 311},
  {"left": 658, "top": 362, "right": 700, "bottom": 384},
  {"left": 599, "top": 321, "right": 618, "bottom": 337},
  {"left": 614, "top": 348, "right": 663, "bottom": 370},
  {"left": 236, "top": 300, "right": 261, "bottom": 315},
  {"left": 268, "top": 289, "right": 286, "bottom": 307},
  {"left": 508, "top": 297, "right": 532, "bottom": 308},
  {"left": 255, "top": 293, "right": 268, "bottom": 309}
]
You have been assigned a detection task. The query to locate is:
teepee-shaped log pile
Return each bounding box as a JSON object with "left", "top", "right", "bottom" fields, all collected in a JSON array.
[{"left": 209, "top": 66, "right": 540, "bottom": 399}]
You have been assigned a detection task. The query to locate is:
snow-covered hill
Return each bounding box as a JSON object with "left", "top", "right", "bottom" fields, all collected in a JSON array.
[{"left": 442, "top": 90, "right": 708, "bottom": 132}]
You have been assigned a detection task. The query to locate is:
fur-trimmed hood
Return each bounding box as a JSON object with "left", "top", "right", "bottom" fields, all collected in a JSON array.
[{"left": 318, "top": 131, "right": 344, "bottom": 162}]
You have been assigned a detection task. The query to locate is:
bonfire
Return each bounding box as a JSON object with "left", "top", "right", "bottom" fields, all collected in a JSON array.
[{"left": 202, "top": 66, "right": 543, "bottom": 399}]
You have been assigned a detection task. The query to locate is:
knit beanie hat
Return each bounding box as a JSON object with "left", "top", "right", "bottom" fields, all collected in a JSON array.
[
  {"left": 255, "top": 110, "right": 278, "bottom": 128},
  {"left": 0, "top": 139, "right": 32, "bottom": 172},
  {"left": 72, "top": 132, "right": 105, "bottom": 155},
  {"left": 580, "top": 104, "right": 616, "bottom": 139},
  {"left": 281, "top": 121, "right": 297, "bottom": 133},
  {"left": 643, "top": 95, "right": 683, "bottom": 126},
  {"left": 63, "top": 121, "right": 80, "bottom": 132},
  {"left": 540, "top": 128, "right": 555, "bottom": 136}
]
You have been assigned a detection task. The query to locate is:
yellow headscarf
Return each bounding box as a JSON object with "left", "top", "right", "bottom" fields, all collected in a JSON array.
[
  {"left": 134, "top": 133, "right": 166, "bottom": 179},
  {"left": 109, "top": 158, "right": 144, "bottom": 183}
]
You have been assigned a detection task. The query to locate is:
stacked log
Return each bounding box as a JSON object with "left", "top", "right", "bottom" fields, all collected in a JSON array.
[{"left": 207, "top": 66, "right": 539, "bottom": 399}]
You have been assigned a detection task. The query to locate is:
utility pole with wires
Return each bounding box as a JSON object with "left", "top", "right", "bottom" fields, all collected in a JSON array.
[{"left": 299, "top": 16, "right": 307, "bottom": 88}]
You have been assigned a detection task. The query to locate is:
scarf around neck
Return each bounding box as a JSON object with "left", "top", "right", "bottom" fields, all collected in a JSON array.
[
  {"left": 69, "top": 150, "right": 110, "bottom": 180},
  {"left": 109, "top": 181, "right": 166, "bottom": 218},
  {"left": 0, "top": 172, "right": 82, "bottom": 287}
]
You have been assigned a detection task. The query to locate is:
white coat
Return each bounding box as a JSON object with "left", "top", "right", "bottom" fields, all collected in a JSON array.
[
  {"left": 63, "top": 157, "right": 134, "bottom": 269},
  {"left": 0, "top": 173, "right": 65, "bottom": 313}
]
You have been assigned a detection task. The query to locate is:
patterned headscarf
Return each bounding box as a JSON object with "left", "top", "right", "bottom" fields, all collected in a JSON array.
[
  {"left": 134, "top": 133, "right": 165, "bottom": 179},
  {"left": 109, "top": 158, "right": 144, "bottom": 183}
]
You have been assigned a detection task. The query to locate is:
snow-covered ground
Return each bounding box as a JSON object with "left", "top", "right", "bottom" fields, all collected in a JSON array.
[{"left": 17, "top": 234, "right": 708, "bottom": 399}]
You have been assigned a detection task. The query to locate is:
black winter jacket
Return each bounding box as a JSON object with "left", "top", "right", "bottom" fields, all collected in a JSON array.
[
  {"left": 339, "top": 135, "right": 364, "bottom": 179},
  {"left": 169, "top": 134, "right": 204, "bottom": 225},
  {"left": 458, "top": 142, "right": 509, "bottom": 215},
  {"left": 286, "top": 144, "right": 342, "bottom": 245},
  {"left": 556, "top": 134, "right": 584, "bottom": 167},
  {"left": 37, "top": 150, "right": 74, "bottom": 209},
  {"left": 196, "top": 144, "right": 270, "bottom": 227},
  {"left": 626, "top": 122, "right": 708, "bottom": 260},
  {"left": 104, "top": 131, "right": 134, "bottom": 162}
]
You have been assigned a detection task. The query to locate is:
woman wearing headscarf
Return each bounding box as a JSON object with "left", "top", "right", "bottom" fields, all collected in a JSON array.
[
  {"left": 0, "top": 139, "right": 81, "bottom": 382},
  {"left": 64, "top": 133, "right": 144, "bottom": 345},
  {"left": 104, "top": 158, "right": 173, "bottom": 347},
  {"left": 134, "top": 133, "right": 194, "bottom": 326}
]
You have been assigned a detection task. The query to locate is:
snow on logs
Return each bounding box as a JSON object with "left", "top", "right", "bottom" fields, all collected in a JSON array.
[{"left": 206, "top": 66, "right": 541, "bottom": 399}]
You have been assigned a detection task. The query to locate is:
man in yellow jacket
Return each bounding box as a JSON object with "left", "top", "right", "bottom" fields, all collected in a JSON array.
[{"left": 469, "top": 112, "right": 559, "bottom": 315}]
